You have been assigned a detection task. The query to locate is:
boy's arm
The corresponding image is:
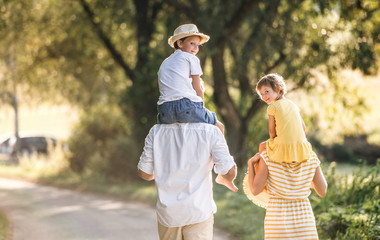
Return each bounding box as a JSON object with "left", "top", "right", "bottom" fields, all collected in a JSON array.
[
  {"left": 191, "top": 75, "right": 204, "bottom": 101},
  {"left": 268, "top": 115, "right": 276, "bottom": 138}
]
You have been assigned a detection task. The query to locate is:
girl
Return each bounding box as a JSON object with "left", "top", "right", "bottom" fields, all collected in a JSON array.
[{"left": 256, "top": 73, "right": 313, "bottom": 163}]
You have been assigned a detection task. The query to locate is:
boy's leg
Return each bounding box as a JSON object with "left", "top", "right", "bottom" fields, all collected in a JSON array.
[
  {"left": 182, "top": 216, "right": 214, "bottom": 240},
  {"left": 176, "top": 98, "right": 217, "bottom": 125},
  {"left": 215, "top": 165, "right": 238, "bottom": 192},
  {"left": 157, "top": 102, "right": 177, "bottom": 124}
]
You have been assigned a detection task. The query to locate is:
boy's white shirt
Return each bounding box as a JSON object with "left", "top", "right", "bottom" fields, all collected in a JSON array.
[
  {"left": 157, "top": 49, "right": 203, "bottom": 105},
  {"left": 138, "top": 123, "right": 236, "bottom": 227}
]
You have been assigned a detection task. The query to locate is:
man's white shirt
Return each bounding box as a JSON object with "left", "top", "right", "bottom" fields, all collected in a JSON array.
[
  {"left": 138, "top": 123, "right": 235, "bottom": 227},
  {"left": 157, "top": 49, "right": 204, "bottom": 105}
]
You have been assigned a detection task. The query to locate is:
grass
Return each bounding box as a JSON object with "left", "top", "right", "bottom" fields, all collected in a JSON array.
[
  {"left": 214, "top": 181, "right": 266, "bottom": 240},
  {"left": 0, "top": 209, "right": 10, "bottom": 240}
]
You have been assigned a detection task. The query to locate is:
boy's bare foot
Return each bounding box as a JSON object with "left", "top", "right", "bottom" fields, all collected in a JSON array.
[{"left": 215, "top": 175, "right": 238, "bottom": 192}]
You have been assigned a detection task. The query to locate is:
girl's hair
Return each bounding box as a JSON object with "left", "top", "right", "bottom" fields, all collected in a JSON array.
[
  {"left": 174, "top": 37, "right": 188, "bottom": 49},
  {"left": 256, "top": 73, "right": 287, "bottom": 98}
]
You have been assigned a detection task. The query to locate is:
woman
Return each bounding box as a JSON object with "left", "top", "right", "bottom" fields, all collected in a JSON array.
[{"left": 244, "top": 151, "right": 327, "bottom": 239}]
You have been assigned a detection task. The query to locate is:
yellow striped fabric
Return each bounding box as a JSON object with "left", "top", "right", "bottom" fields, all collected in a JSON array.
[{"left": 263, "top": 151, "right": 320, "bottom": 240}]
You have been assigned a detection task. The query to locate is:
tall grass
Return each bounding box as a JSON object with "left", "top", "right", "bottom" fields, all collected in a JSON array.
[{"left": 312, "top": 161, "right": 380, "bottom": 240}]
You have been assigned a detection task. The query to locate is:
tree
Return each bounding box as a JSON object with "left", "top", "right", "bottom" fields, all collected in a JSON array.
[
  {"left": 166, "top": 0, "right": 379, "bottom": 166},
  {"left": 0, "top": 0, "right": 378, "bottom": 169}
]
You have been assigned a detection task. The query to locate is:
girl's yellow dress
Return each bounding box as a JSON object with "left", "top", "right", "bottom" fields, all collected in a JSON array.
[{"left": 266, "top": 99, "right": 312, "bottom": 163}]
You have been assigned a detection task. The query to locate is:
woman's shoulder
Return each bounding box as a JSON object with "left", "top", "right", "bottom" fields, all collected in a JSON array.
[{"left": 264, "top": 151, "right": 320, "bottom": 169}]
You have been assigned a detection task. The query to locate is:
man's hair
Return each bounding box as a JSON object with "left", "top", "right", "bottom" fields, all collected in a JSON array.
[{"left": 256, "top": 73, "right": 287, "bottom": 98}]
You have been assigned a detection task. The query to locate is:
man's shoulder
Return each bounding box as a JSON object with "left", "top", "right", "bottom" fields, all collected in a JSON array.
[{"left": 152, "top": 123, "right": 219, "bottom": 133}]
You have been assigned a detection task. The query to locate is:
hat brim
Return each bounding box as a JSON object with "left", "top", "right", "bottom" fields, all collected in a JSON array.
[
  {"left": 168, "top": 32, "right": 210, "bottom": 48},
  {"left": 243, "top": 166, "right": 270, "bottom": 209}
]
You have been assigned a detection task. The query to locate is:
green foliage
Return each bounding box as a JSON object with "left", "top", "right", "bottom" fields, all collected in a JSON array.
[
  {"left": 311, "top": 162, "right": 380, "bottom": 239},
  {"left": 67, "top": 104, "right": 140, "bottom": 180},
  {"left": 310, "top": 133, "right": 380, "bottom": 165}
]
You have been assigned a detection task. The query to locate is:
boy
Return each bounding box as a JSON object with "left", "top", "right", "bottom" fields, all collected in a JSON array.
[{"left": 157, "top": 23, "right": 224, "bottom": 133}]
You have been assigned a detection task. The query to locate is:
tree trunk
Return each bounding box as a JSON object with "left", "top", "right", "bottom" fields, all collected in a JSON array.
[{"left": 211, "top": 49, "right": 249, "bottom": 167}]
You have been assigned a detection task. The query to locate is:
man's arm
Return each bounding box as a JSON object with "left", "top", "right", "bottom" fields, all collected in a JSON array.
[
  {"left": 138, "top": 169, "right": 154, "bottom": 181},
  {"left": 137, "top": 126, "right": 155, "bottom": 181}
]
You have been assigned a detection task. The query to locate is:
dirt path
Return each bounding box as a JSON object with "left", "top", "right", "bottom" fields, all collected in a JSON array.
[{"left": 0, "top": 178, "right": 233, "bottom": 240}]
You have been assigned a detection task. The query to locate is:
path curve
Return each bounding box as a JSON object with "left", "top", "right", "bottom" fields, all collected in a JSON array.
[{"left": 0, "top": 177, "right": 233, "bottom": 240}]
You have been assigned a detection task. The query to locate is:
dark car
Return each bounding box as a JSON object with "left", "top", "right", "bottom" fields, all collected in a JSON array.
[
  {"left": 8, "top": 135, "right": 58, "bottom": 156},
  {"left": 0, "top": 135, "right": 11, "bottom": 154}
]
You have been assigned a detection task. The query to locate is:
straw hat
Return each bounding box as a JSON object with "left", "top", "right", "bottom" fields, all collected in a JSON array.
[
  {"left": 243, "top": 156, "right": 270, "bottom": 209},
  {"left": 243, "top": 173, "right": 270, "bottom": 209},
  {"left": 168, "top": 24, "right": 210, "bottom": 48}
]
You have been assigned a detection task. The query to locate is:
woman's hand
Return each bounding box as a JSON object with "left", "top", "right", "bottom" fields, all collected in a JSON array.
[{"left": 248, "top": 153, "right": 260, "bottom": 166}]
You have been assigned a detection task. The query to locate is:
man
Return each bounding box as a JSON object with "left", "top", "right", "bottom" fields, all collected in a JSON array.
[{"left": 138, "top": 123, "right": 238, "bottom": 240}]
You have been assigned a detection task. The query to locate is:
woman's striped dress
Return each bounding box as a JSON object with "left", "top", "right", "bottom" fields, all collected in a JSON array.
[{"left": 244, "top": 151, "right": 320, "bottom": 239}]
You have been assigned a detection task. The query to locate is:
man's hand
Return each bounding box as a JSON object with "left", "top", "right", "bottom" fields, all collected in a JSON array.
[{"left": 248, "top": 153, "right": 260, "bottom": 166}]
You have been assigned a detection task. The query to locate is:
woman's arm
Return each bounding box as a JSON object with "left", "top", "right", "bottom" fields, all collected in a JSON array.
[
  {"left": 192, "top": 75, "right": 204, "bottom": 101},
  {"left": 268, "top": 115, "right": 277, "bottom": 138},
  {"left": 247, "top": 154, "right": 268, "bottom": 195},
  {"left": 311, "top": 166, "right": 327, "bottom": 197}
]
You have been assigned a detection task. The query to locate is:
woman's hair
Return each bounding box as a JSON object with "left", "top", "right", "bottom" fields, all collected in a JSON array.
[
  {"left": 256, "top": 73, "right": 287, "bottom": 98},
  {"left": 174, "top": 37, "right": 188, "bottom": 49}
]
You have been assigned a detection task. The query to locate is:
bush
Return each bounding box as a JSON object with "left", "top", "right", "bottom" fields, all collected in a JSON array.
[
  {"left": 329, "top": 144, "right": 357, "bottom": 163},
  {"left": 311, "top": 161, "right": 380, "bottom": 239},
  {"left": 310, "top": 135, "right": 380, "bottom": 165},
  {"left": 67, "top": 105, "right": 140, "bottom": 180}
]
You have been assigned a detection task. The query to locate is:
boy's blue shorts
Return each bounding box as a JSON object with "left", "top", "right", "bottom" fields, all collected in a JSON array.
[{"left": 157, "top": 98, "right": 217, "bottom": 125}]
